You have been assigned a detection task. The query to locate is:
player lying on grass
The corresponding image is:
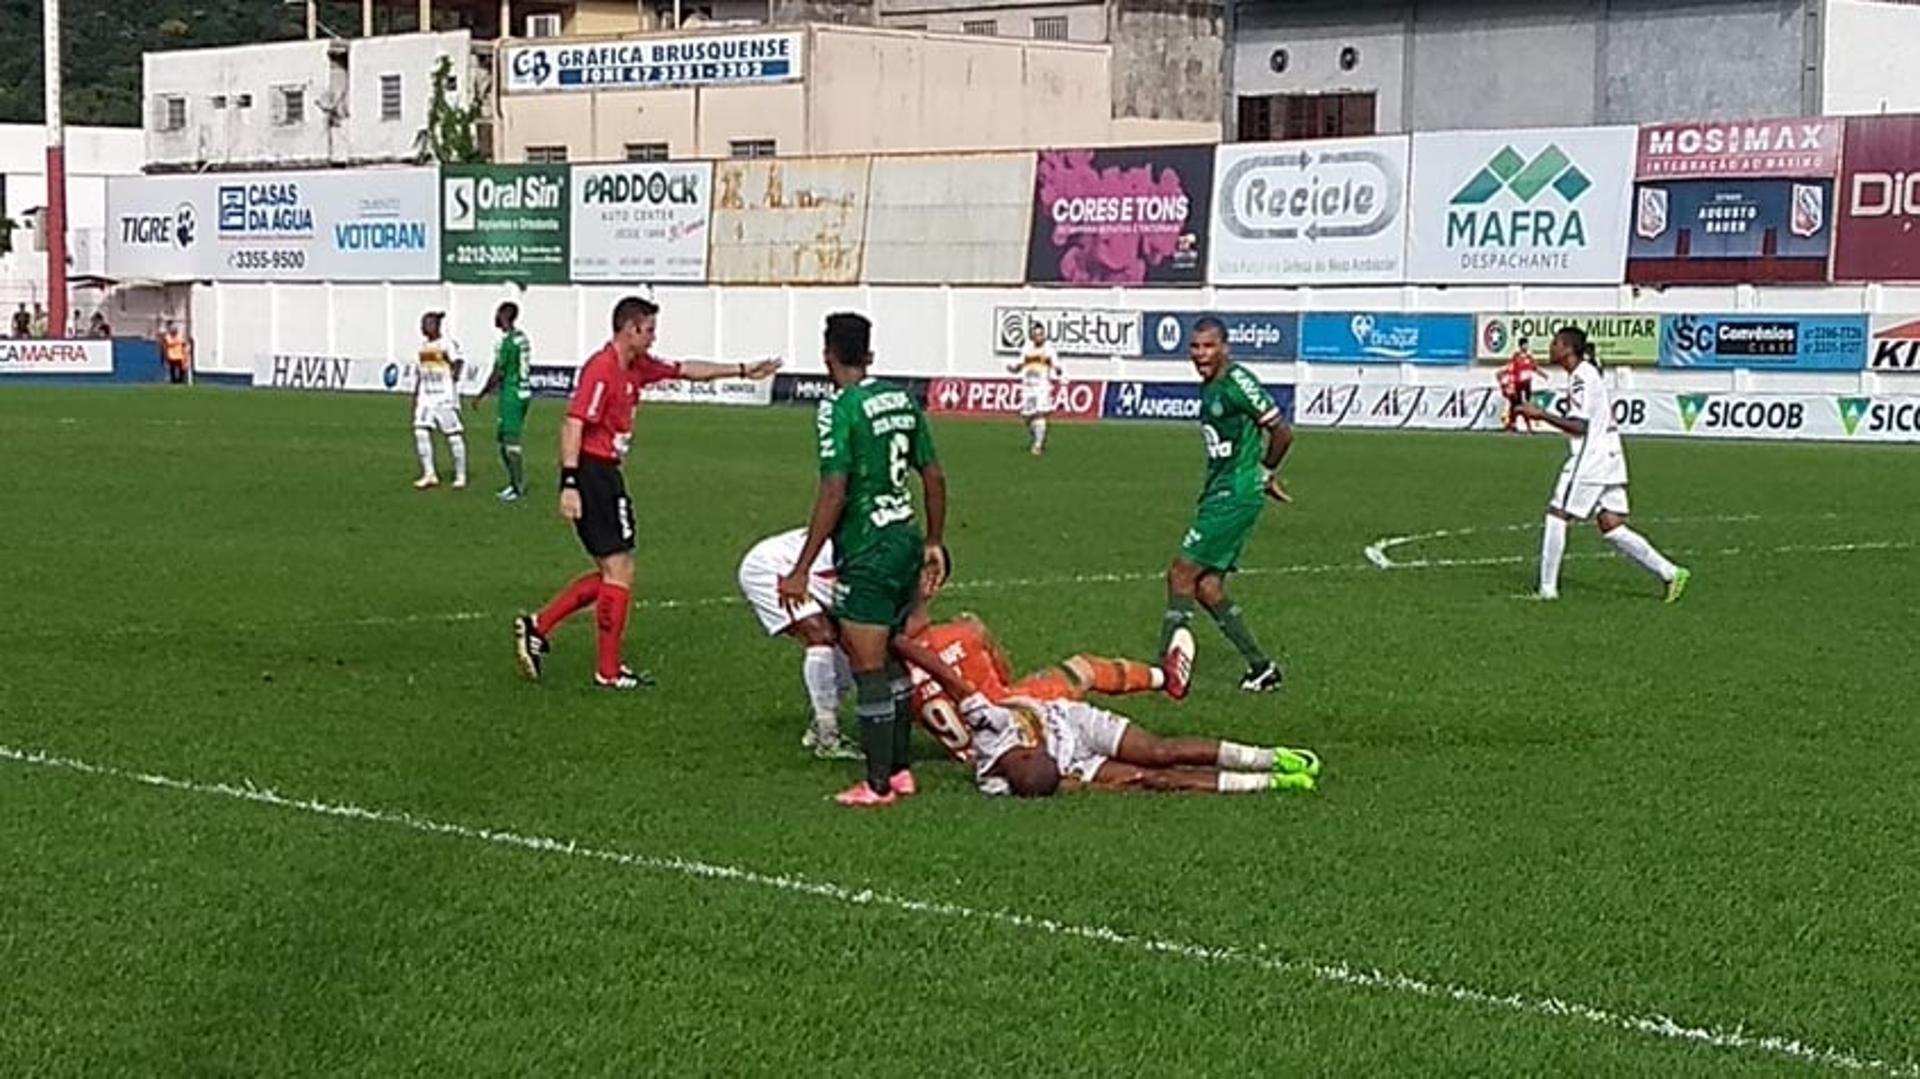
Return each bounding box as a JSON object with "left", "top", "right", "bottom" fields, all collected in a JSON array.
[
  {"left": 737, "top": 527, "right": 858, "bottom": 760},
  {"left": 965, "top": 694, "right": 1321, "bottom": 798}
]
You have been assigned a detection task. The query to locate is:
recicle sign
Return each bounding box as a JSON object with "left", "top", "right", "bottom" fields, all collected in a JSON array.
[
  {"left": 1659, "top": 314, "right": 1868, "bottom": 370},
  {"left": 1298, "top": 312, "right": 1474, "bottom": 365},
  {"left": 1208, "top": 136, "right": 1410, "bottom": 285},
  {"left": 1140, "top": 311, "right": 1297, "bottom": 361}
]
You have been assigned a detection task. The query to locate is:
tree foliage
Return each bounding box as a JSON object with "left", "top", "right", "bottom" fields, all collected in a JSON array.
[{"left": 415, "top": 55, "right": 487, "bottom": 164}]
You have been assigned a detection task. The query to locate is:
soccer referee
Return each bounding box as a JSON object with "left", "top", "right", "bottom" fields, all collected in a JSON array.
[{"left": 515, "top": 296, "right": 779, "bottom": 689}]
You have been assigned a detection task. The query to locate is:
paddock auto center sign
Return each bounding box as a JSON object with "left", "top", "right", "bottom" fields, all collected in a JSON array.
[
  {"left": 1209, "top": 136, "right": 1411, "bottom": 286},
  {"left": 570, "top": 163, "right": 712, "bottom": 283},
  {"left": 991, "top": 306, "right": 1139, "bottom": 357},
  {"left": 1475, "top": 314, "right": 1660, "bottom": 367},
  {"left": 1407, "top": 126, "right": 1635, "bottom": 284},
  {"left": 442, "top": 166, "right": 569, "bottom": 284},
  {"left": 106, "top": 170, "right": 438, "bottom": 281},
  {"left": 0, "top": 339, "right": 112, "bottom": 375},
  {"left": 504, "top": 32, "right": 802, "bottom": 93}
]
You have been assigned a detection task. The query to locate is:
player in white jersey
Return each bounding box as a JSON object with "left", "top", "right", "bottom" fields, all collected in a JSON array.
[
  {"left": 964, "top": 691, "right": 1321, "bottom": 798},
  {"left": 1517, "top": 327, "right": 1691, "bottom": 603},
  {"left": 737, "top": 528, "right": 859, "bottom": 759},
  {"left": 1006, "top": 322, "right": 1065, "bottom": 456},
  {"left": 411, "top": 310, "right": 470, "bottom": 491}
]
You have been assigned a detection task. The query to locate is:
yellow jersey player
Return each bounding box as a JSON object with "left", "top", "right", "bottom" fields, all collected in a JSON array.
[
  {"left": 1006, "top": 322, "right": 1064, "bottom": 456},
  {"left": 411, "top": 310, "right": 469, "bottom": 491}
]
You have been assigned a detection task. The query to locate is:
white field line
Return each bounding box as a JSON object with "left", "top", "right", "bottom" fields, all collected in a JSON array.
[{"left": 1, "top": 742, "right": 1913, "bottom": 1077}]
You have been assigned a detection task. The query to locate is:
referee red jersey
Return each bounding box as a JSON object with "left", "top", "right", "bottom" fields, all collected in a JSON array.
[{"left": 568, "top": 345, "right": 682, "bottom": 463}]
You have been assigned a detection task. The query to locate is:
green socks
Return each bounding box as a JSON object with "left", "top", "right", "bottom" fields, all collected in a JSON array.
[
  {"left": 854, "top": 670, "right": 895, "bottom": 795},
  {"left": 1158, "top": 596, "right": 1196, "bottom": 657},
  {"left": 501, "top": 443, "right": 525, "bottom": 494},
  {"left": 1209, "top": 602, "right": 1269, "bottom": 669}
]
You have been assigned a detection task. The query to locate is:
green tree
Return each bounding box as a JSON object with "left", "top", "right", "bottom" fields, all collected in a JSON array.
[{"left": 414, "top": 55, "right": 487, "bottom": 165}]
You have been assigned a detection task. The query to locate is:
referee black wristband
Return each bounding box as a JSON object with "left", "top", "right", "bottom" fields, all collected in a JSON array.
[{"left": 560, "top": 466, "right": 581, "bottom": 491}]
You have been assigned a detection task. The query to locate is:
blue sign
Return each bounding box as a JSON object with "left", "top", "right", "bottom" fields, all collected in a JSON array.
[
  {"left": 1298, "top": 312, "right": 1474, "bottom": 364},
  {"left": 1660, "top": 314, "right": 1868, "bottom": 371},
  {"left": 1103, "top": 380, "right": 1295, "bottom": 423},
  {"left": 1630, "top": 180, "right": 1832, "bottom": 262},
  {"left": 1141, "top": 311, "right": 1299, "bottom": 361}
]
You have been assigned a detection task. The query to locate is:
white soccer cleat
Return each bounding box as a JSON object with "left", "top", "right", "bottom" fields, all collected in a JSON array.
[
  {"left": 452, "top": 477, "right": 468, "bottom": 490},
  {"left": 413, "top": 475, "right": 439, "bottom": 490}
]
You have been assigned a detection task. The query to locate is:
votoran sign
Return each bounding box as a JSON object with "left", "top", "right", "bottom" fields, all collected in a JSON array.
[
  {"left": 1407, "top": 126, "right": 1636, "bottom": 284},
  {"left": 106, "top": 169, "right": 439, "bottom": 281},
  {"left": 504, "top": 32, "right": 803, "bottom": 93},
  {"left": 1208, "top": 136, "right": 1411, "bottom": 286}
]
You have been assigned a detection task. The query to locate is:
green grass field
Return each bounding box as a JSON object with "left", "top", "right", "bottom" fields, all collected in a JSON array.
[{"left": 3, "top": 385, "right": 1917, "bottom": 1076}]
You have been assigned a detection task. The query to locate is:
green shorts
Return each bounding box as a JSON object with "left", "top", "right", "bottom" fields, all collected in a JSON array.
[
  {"left": 833, "top": 527, "right": 924, "bottom": 630},
  {"left": 497, "top": 396, "right": 530, "bottom": 443},
  {"left": 1179, "top": 496, "right": 1264, "bottom": 572}
]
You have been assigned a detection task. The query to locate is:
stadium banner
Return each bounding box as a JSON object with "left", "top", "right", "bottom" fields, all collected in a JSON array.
[
  {"left": 105, "top": 169, "right": 439, "bottom": 281},
  {"left": 1027, "top": 145, "right": 1213, "bottom": 286},
  {"left": 1626, "top": 179, "right": 1832, "bottom": 284},
  {"left": 1208, "top": 135, "right": 1411, "bottom": 286},
  {"left": 1406, "top": 125, "right": 1636, "bottom": 284},
  {"left": 642, "top": 377, "right": 773, "bottom": 407},
  {"left": 1869, "top": 316, "right": 1920, "bottom": 373},
  {"left": 569, "top": 162, "right": 712, "bottom": 283},
  {"left": 1474, "top": 313, "right": 1658, "bottom": 367},
  {"left": 710, "top": 156, "right": 872, "bottom": 285},
  {"left": 442, "top": 165, "right": 570, "bottom": 284},
  {"left": 1834, "top": 115, "right": 1920, "bottom": 281},
  {"left": 1140, "top": 311, "right": 1297, "bottom": 361},
  {"left": 527, "top": 364, "right": 579, "bottom": 398},
  {"left": 0, "top": 339, "right": 113, "bottom": 375},
  {"left": 1526, "top": 388, "right": 1920, "bottom": 443},
  {"left": 1659, "top": 314, "right": 1868, "bottom": 371},
  {"left": 1298, "top": 312, "right": 1474, "bottom": 365},
  {"left": 1103, "top": 380, "right": 1295, "bottom": 423},
  {"left": 503, "top": 31, "right": 803, "bottom": 94},
  {"left": 926, "top": 377, "right": 1106, "bottom": 420},
  {"left": 865, "top": 153, "right": 1033, "bottom": 284},
  {"left": 772, "top": 372, "right": 932, "bottom": 407},
  {"left": 1635, "top": 117, "right": 1844, "bottom": 180},
  {"left": 251, "top": 352, "right": 490, "bottom": 395},
  {"left": 990, "top": 305, "right": 1140, "bottom": 357},
  {"left": 1293, "top": 383, "right": 1505, "bottom": 431}
]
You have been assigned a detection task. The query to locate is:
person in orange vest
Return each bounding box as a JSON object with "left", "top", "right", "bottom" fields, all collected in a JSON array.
[{"left": 161, "top": 322, "right": 191, "bottom": 385}]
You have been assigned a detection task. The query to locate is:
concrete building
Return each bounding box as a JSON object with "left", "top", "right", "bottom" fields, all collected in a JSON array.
[
  {"left": 143, "top": 30, "right": 488, "bottom": 171},
  {"left": 1229, "top": 0, "right": 1920, "bottom": 141},
  {"left": 0, "top": 125, "right": 145, "bottom": 306}
]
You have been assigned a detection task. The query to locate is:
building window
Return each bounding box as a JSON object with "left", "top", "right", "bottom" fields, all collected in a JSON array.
[
  {"left": 273, "top": 86, "right": 305, "bottom": 127},
  {"left": 379, "top": 74, "right": 403, "bottom": 122},
  {"left": 729, "top": 139, "right": 777, "bottom": 159},
  {"left": 624, "top": 142, "right": 671, "bottom": 162},
  {"left": 525, "top": 144, "right": 570, "bottom": 163},
  {"left": 1032, "top": 16, "right": 1068, "bottom": 40},
  {"left": 235, "top": 93, "right": 252, "bottom": 109},
  {"left": 1237, "top": 92, "right": 1376, "bottom": 142},
  {"left": 525, "top": 13, "right": 563, "bottom": 38},
  {"left": 962, "top": 19, "right": 996, "bottom": 35},
  {"left": 210, "top": 94, "right": 228, "bottom": 110},
  {"left": 156, "top": 95, "right": 187, "bottom": 132}
]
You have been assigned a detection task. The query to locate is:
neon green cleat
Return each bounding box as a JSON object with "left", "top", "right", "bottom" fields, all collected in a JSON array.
[
  {"left": 1273, "top": 747, "right": 1321, "bottom": 779},
  {"left": 1271, "top": 770, "right": 1317, "bottom": 793},
  {"left": 1665, "top": 566, "right": 1692, "bottom": 605}
]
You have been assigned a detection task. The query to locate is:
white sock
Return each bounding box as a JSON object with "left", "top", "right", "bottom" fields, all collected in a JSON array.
[
  {"left": 449, "top": 434, "right": 468, "bottom": 484},
  {"left": 1216, "top": 741, "right": 1276, "bottom": 771},
  {"left": 802, "top": 645, "right": 841, "bottom": 726},
  {"left": 1605, "top": 526, "right": 1677, "bottom": 583},
  {"left": 1539, "top": 515, "right": 1567, "bottom": 597},
  {"left": 414, "top": 428, "right": 436, "bottom": 478},
  {"left": 1032, "top": 417, "right": 1048, "bottom": 450},
  {"left": 1216, "top": 771, "right": 1269, "bottom": 794}
]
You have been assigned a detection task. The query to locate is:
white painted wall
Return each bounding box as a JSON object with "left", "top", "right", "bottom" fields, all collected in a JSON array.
[
  {"left": 188, "top": 280, "right": 1920, "bottom": 405},
  {"left": 0, "top": 125, "right": 145, "bottom": 306},
  {"left": 142, "top": 32, "right": 476, "bottom": 171},
  {"left": 1822, "top": 0, "right": 1920, "bottom": 116}
]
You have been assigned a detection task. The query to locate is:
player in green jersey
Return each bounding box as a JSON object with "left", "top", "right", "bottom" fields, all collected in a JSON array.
[
  {"left": 477, "top": 301, "right": 533, "bottom": 503},
  {"left": 1158, "top": 316, "right": 1292, "bottom": 694},
  {"left": 779, "top": 312, "right": 949, "bottom": 809}
]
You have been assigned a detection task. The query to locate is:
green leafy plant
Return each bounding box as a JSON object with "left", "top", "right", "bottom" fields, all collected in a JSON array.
[{"left": 415, "top": 55, "right": 486, "bottom": 164}]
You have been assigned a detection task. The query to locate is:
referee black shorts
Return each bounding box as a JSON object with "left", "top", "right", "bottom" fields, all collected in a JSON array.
[{"left": 575, "top": 456, "right": 634, "bottom": 558}]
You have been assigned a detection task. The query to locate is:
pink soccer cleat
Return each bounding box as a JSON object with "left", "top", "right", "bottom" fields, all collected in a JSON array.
[
  {"left": 889, "top": 770, "right": 918, "bottom": 798},
  {"left": 835, "top": 782, "right": 898, "bottom": 808},
  {"left": 1163, "top": 626, "right": 1195, "bottom": 701}
]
